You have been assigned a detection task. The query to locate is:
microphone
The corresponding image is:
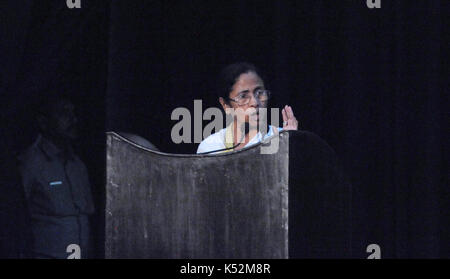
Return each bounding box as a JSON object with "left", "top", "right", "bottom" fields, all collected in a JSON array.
[{"left": 198, "top": 123, "right": 249, "bottom": 155}]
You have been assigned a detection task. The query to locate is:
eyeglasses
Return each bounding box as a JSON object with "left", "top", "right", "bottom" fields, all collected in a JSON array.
[{"left": 228, "top": 89, "right": 271, "bottom": 106}]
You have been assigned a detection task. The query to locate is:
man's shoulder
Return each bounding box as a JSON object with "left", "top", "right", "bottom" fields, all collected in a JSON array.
[
  {"left": 17, "top": 142, "right": 39, "bottom": 165},
  {"left": 17, "top": 138, "right": 47, "bottom": 173},
  {"left": 196, "top": 128, "right": 226, "bottom": 154}
]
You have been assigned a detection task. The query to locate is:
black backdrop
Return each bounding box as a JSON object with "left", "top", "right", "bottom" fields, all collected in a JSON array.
[{"left": 0, "top": 0, "right": 448, "bottom": 258}]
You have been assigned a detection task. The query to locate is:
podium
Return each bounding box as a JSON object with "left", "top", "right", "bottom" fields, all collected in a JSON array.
[{"left": 105, "top": 130, "right": 351, "bottom": 258}]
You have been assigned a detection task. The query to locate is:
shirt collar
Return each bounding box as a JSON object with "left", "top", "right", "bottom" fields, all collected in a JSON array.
[
  {"left": 36, "top": 134, "right": 75, "bottom": 161},
  {"left": 224, "top": 124, "right": 269, "bottom": 151},
  {"left": 224, "top": 124, "right": 234, "bottom": 150}
]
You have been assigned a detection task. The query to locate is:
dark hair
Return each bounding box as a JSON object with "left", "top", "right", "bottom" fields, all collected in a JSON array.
[
  {"left": 217, "top": 62, "right": 263, "bottom": 104},
  {"left": 34, "top": 92, "right": 74, "bottom": 119}
]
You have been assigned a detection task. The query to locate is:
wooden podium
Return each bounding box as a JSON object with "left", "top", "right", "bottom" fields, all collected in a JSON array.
[{"left": 105, "top": 130, "right": 351, "bottom": 258}]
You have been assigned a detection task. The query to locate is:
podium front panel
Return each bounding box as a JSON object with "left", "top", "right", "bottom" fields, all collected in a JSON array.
[{"left": 105, "top": 132, "right": 289, "bottom": 258}]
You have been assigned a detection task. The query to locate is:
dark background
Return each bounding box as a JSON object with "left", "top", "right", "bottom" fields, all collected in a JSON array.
[{"left": 0, "top": 0, "right": 448, "bottom": 258}]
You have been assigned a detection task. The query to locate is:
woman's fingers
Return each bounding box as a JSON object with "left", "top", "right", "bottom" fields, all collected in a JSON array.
[
  {"left": 282, "top": 105, "right": 298, "bottom": 130},
  {"left": 286, "top": 106, "right": 294, "bottom": 119},
  {"left": 282, "top": 106, "right": 288, "bottom": 123}
]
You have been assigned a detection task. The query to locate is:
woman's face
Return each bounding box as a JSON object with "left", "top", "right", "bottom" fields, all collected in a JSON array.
[{"left": 220, "top": 71, "right": 266, "bottom": 128}]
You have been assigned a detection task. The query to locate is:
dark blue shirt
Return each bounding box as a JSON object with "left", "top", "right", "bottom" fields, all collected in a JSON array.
[{"left": 18, "top": 135, "right": 95, "bottom": 258}]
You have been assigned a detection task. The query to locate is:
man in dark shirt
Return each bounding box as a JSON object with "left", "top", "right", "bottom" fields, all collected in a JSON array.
[{"left": 18, "top": 95, "right": 95, "bottom": 259}]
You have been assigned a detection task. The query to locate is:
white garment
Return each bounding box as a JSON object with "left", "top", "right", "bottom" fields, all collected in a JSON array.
[{"left": 196, "top": 125, "right": 282, "bottom": 154}]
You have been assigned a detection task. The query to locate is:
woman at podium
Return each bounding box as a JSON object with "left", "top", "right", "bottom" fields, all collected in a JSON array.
[{"left": 197, "top": 62, "right": 298, "bottom": 154}]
